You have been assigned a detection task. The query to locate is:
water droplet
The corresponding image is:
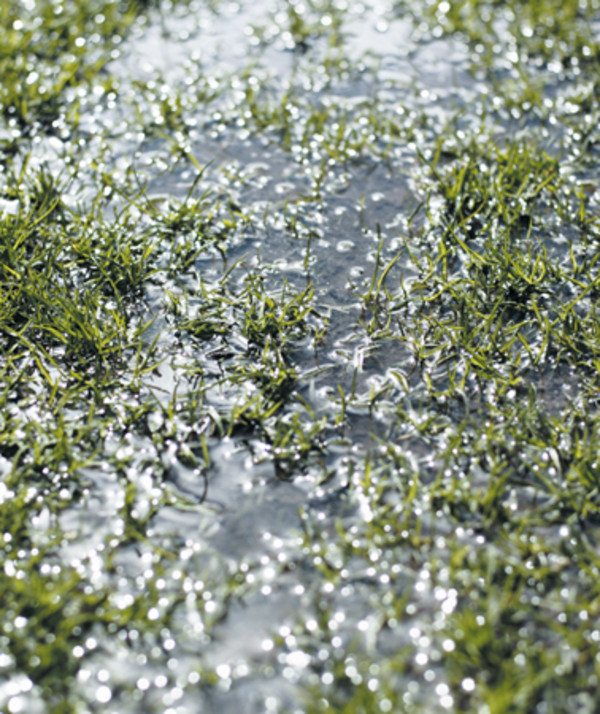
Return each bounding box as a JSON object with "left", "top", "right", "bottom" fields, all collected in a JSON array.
[{"left": 95, "top": 685, "right": 112, "bottom": 703}]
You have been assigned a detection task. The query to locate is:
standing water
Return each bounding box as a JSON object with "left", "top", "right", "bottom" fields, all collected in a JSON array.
[{"left": 1, "top": 0, "right": 600, "bottom": 712}]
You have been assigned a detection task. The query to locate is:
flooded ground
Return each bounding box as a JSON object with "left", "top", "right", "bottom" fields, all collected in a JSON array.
[{"left": 1, "top": 0, "right": 600, "bottom": 712}]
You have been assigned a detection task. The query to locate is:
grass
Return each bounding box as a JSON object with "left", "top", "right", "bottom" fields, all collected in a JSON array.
[
  {"left": 2, "top": 0, "right": 600, "bottom": 712},
  {"left": 0, "top": 0, "right": 155, "bottom": 130}
]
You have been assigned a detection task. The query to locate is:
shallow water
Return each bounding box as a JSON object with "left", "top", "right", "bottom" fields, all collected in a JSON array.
[
  {"left": 65, "top": 4, "right": 475, "bottom": 706},
  {"left": 2, "top": 0, "right": 599, "bottom": 712},
  {"left": 105, "top": 6, "right": 470, "bottom": 709}
]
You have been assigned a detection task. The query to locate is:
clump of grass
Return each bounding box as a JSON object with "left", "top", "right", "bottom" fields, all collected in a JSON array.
[
  {"left": 0, "top": 165, "right": 159, "bottom": 380},
  {"left": 385, "top": 132, "right": 598, "bottom": 392},
  {"left": 0, "top": 0, "right": 158, "bottom": 129},
  {"left": 420, "top": 0, "right": 600, "bottom": 67}
]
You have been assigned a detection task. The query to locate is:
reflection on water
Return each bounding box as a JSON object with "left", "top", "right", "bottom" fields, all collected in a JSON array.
[{"left": 2, "top": 0, "right": 597, "bottom": 711}]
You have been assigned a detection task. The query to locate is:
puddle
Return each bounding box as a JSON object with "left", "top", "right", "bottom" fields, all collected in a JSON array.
[{"left": 2, "top": 0, "right": 599, "bottom": 712}]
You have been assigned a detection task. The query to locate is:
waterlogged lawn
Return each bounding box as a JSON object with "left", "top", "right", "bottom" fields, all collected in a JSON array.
[{"left": 1, "top": 0, "right": 600, "bottom": 711}]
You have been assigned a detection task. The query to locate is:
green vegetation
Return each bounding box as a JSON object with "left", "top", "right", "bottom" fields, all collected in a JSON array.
[{"left": 1, "top": 0, "right": 600, "bottom": 712}]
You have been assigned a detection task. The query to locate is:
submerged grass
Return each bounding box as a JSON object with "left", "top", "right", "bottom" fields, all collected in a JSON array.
[{"left": 2, "top": 0, "right": 600, "bottom": 712}]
